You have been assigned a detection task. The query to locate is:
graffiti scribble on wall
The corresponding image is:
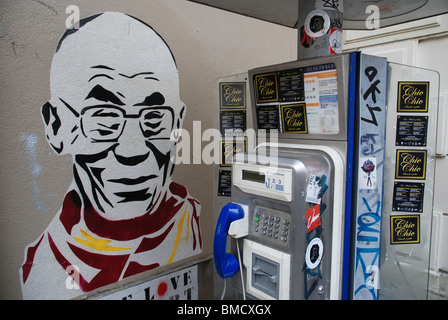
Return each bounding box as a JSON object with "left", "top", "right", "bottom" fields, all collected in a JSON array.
[{"left": 19, "top": 12, "right": 202, "bottom": 299}]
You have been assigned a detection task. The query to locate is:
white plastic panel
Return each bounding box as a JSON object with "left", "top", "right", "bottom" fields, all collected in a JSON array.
[
  {"left": 243, "top": 239, "right": 291, "bottom": 300},
  {"left": 233, "top": 162, "right": 293, "bottom": 202}
]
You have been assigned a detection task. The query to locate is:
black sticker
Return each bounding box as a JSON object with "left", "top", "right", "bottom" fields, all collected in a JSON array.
[
  {"left": 218, "top": 170, "right": 232, "bottom": 197},
  {"left": 397, "top": 82, "right": 429, "bottom": 112},
  {"left": 390, "top": 215, "right": 420, "bottom": 245},
  {"left": 220, "top": 82, "right": 246, "bottom": 108},
  {"left": 392, "top": 182, "right": 424, "bottom": 213},
  {"left": 396, "top": 116, "right": 428, "bottom": 146},
  {"left": 278, "top": 68, "right": 305, "bottom": 103},
  {"left": 220, "top": 110, "right": 246, "bottom": 137},
  {"left": 280, "top": 103, "right": 308, "bottom": 133},
  {"left": 256, "top": 105, "right": 280, "bottom": 131},
  {"left": 395, "top": 149, "right": 427, "bottom": 180},
  {"left": 254, "top": 73, "right": 278, "bottom": 103},
  {"left": 220, "top": 139, "right": 245, "bottom": 167}
]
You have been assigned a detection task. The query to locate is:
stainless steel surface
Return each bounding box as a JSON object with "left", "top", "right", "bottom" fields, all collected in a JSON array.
[{"left": 230, "top": 150, "right": 335, "bottom": 300}]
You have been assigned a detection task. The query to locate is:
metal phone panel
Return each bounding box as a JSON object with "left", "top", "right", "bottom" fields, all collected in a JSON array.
[
  {"left": 248, "top": 53, "right": 351, "bottom": 141},
  {"left": 230, "top": 149, "right": 335, "bottom": 300}
]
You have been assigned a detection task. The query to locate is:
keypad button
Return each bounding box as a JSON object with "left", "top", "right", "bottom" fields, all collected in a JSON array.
[{"left": 252, "top": 209, "right": 289, "bottom": 246}]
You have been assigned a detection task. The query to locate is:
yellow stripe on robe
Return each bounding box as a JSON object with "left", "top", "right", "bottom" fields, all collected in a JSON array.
[
  {"left": 167, "top": 206, "right": 188, "bottom": 264},
  {"left": 74, "top": 229, "right": 131, "bottom": 252}
]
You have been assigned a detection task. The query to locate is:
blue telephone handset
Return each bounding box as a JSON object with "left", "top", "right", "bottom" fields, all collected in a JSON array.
[{"left": 214, "top": 202, "right": 245, "bottom": 278}]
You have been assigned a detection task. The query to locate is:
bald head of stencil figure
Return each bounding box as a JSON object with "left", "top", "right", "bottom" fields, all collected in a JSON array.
[{"left": 42, "top": 13, "right": 185, "bottom": 220}]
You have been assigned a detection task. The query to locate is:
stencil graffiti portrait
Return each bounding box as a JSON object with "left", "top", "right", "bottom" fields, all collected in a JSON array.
[{"left": 19, "top": 12, "right": 202, "bottom": 299}]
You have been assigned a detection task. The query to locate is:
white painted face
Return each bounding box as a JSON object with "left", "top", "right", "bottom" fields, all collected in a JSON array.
[{"left": 43, "top": 12, "right": 185, "bottom": 219}]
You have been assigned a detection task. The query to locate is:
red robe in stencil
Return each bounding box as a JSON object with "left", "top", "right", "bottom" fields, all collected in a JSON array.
[{"left": 20, "top": 181, "right": 202, "bottom": 299}]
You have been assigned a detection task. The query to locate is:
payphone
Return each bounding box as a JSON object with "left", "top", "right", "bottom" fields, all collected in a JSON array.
[
  {"left": 214, "top": 148, "right": 345, "bottom": 300},
  {"left": 213, "top": 53, "right": 354, "bottom": 300}
]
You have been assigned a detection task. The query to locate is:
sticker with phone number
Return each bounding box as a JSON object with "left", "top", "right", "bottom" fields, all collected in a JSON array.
[{"left": 265, "top": 171, "right": 285, "bottom": 192}]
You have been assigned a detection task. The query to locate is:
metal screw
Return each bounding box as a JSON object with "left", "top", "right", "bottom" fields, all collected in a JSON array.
[{"left": 318, "top": 285, "right": 324, "bottom": 295}]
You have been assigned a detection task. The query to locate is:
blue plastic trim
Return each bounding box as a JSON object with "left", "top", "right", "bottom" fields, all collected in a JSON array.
[
  {"left": 214, "top": 202, "right": 245, "bottom": 278},
  {"left": 341, "top": 51, "right": 359, "bottom": 300}
]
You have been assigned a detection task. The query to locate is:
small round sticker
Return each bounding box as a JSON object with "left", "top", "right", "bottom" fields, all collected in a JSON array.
[
  {"left": 304, "top": 10, "right": 330, "bottom": 38},
  {"left": 329, "top": 28, "right": 343, "bottom": 54},
  {"left": 305, "top": 237, "right": 323, "bottom": 269}
]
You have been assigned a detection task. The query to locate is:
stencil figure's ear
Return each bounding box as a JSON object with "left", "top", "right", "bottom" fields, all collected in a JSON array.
[
  {"left": 177, "top": 105, "right": 186, "bottom": 129},
  {"left": 41, "top": 101, "right": 64, "bottom": 154}
]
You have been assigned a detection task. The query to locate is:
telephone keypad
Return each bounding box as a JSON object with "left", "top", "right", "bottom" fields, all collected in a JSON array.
[{"left": 251, "top": 207, "right": 290, "bottom": 247}]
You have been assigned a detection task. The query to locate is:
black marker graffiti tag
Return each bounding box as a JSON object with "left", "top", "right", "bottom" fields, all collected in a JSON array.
[
  {"left": 322, "top": 0, "right": 341, "bottom": 11},
  {"left": 361, "top": 66, "right": 382, "bottom": 126},
  {"left": 363, "top": 66, "right": 381, "bottom": 103}
]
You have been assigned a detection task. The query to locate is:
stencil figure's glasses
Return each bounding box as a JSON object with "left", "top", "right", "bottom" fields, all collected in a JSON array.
[{"left": 80, "top": 105, "right": 174, "bottom": 142}]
